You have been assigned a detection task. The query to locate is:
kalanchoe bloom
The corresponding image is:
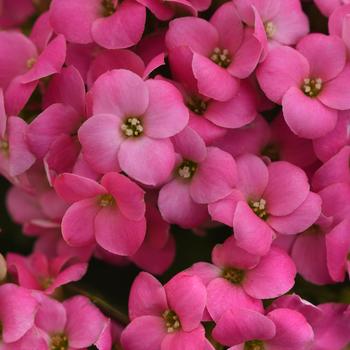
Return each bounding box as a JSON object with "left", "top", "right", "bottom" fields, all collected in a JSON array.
[
  {"left": 186, "top": 235, "right": 296, "bottom": 321},
  {"left": 314, "top": 0, "right": 350, "bottom": 17},
  {"left": 0, "top": 283, "right": 38, "bottom": 345},
  {"left": 7, "top": 251, "right": 88, "bottom": 294},
  {"left": 329, "top": 4, "right": 350, "bottom": 54},
  {"left": 234, "top": 0, "right": 309, "bottom": 47},
  {"left": 54, "top": 172, "right": 147, "bottom": 256},
  {"left": 166, "top": 2, "right": 263, "bottom": 102},
  {"left": 158, "top": 127, "right": 237, "bottom": 228},
  {"left": 257, "top": 34, "right": 350, "bottom": 139},
  {"left": 0, "top": 89, "right": 36, "bottom": 179},
  {"left": 209, "top": 154, "right": 321, "bottom": 255},
  {"left": 0, "top": 0, "right": 34, "bottom": 28},
  {"left": 79, "top": 69, "right": 189, "bottom": 186},
  {"left": 212, "top": 307, "right": 314, "bottom": 350},
  {"left": 49, "top": 0, "right": 146, "bottom": 49},
  {"left": 34, "top": 294, "right": 110, "bottom": 350},
  {"left": 121, "top": 272, "right": 207, "bottom": 350}
]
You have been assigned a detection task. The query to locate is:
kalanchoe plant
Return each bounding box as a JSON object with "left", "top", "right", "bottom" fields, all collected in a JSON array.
[{"left": 0, "top": 0, "right": 350, "bottom": 349}]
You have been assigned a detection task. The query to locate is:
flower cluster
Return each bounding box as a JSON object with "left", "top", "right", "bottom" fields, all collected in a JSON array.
[{"left": 0, "top": 0, "right": 350, "bottom": 349}]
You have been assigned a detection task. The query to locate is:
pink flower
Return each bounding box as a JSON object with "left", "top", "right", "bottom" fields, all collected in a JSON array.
[
  {"left": 49, "top": 0, "right": 146, "bottom": 49},
  {"left": 209, "top": 154, "right": 321, "bottom": 255},
  {"left": 121, "top": 272, "right": 207, "bottom": 350},
  {"left": 0, "top": 0, "right": 34, "bottom": 28},
  {"left": 166, "top": 3, "right": 263, "bottom": 102},
  {"left": 34, "top": 294, "right": 110, "bottom": 349},
  {"left": 212, "top": 307, "right": 314, "bottom": 350},
  {"left": 0, "top": 283, "right": 38, "bottom": 345},
  {"left": 54, "top": 172, "right": 147, "bottom": 256},
  {"left": 78, "top": 69, "right": 188, "bottom": 186},
  {"left": 314, "top": 0, "right": 350, "bottom": 17},
  {"left": 234, "top": 0, "right": 309, "bottom": 47},
  {"left": 257, "top": 34, "right": 350, "bottom": 139},
  {"left": 187, "top": 235, "right": 296, "bottom": 321},
  {"left": 7, "top": 251, "right": 87, "bottom": 294},
  {"left": 158, "top": 127, "right": 237, "bottom": 228}
]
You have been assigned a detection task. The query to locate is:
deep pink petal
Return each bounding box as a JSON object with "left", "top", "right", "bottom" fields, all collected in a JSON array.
[
  {"left": 263, "top": 161, "right": 309, "bottom": 216},
  {"left": 190, "top": 147, "right": 237, "bottom": 204},
  {"left": 95, "top": 207, "right": 146, "bottom": 256},
  {"left": 186, "top": 262, "right": 221, "bottom": 286},
  {"left": 243, "top": 247, "right": 296, "bottom": 299},
  {"left": 161, "top": 327, "right": 206, "bottom": 350},
  {"left": 256, "top": 46, "right": 309, "bottom": 104},
  {"left": 118, "top": 137, "right": 175, "bottom": 186},
  {"left": 143, "top": 79, "right": 189, "bottom": 138},
  {"left": 0, "top": 89, "right": 6, "bottom": 138},
  {"left": 129, "top": 272, "right": 168, "bottom": 319},
  {"left": 233, "top": 201, "right": 274, "bottom": 256}
]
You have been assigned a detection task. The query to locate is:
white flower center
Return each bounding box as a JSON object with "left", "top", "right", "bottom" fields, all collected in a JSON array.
[
  {"left": 210, "top": 47, "right": 231, "bottom": 68},
  {"left": 302, "top": 78, "right": 323, "bottom": 97},
  {"left": 121, "top": 117, "right": 144, "bottom": 137}
]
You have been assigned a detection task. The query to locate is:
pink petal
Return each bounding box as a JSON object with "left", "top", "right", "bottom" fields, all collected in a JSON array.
[
  {"left": 233, "top": 201, "right": 274, "bottom": 256},
  {"left": 236, "top": 153, "right": 268, "bottom": 200},
  {"left": 192, "top": 53, "right": 239, "bottom": 102},
  {"left": 243, "top": 247, "right": 296, "bottom": 299},
  {"left": 0, "top": 89, "right": 6, "bottom": 138},
  {"left": 318, "top": 65, "right": 350, "bottom": 110},
  {"left": 118, "top": 137, "right": 175, "bottom": 186},
  {"left": 49, "top": 0, "right": 99, "bottom": 44},
  {"left": 91, "top": 69, "right": 149, "bottom": 117},
  {"left": 54, "top": 173, "right": 106, "bottom": 203},
  {"left": 165, "top": 274, "right": 206, "bottom": 331},
  {"left": 20, "top": 34, "right": 67, "bottom": 84},
  {"left": 95, "top": 207, "right": 146, "bottom": 256},
  {"left": 187, "top": 262, "right": 221, "bottom": 286},
  {"left": 61, "top": 198, "right": 100, "bottom": 246},
  {"left": 171, "top": 127, "right": 207, "bottom": 163},
  {"left": 256, "top": 46, "right": 309, "bottom": 104},
  {"left": 91, "top": 0, "right": 146, "bottom": 49},
  {"left": 129, "top": 272, "right": 168, "bottom": 319},
  {"left": 190, "top": 147, "right": 237, "bottom": 204},
  {"left": 268, "top": 192, "right": 322, "bottom": 235},
  {"left": 78, "top": 114, "right": 123, "bottom": 174},
  {"left": 205, "top": 82, "right": 257, "bottom": 128},
  {"left": 267, "top": 309, "right": 314, "bottom": 350},
  {"left": 64, "top": 296, "right": 107, "bottom": 348},
  {"left": 296, "top": 33, "right": 346, "bottom": 81},
  {"left": 161, "top": 327, "right": 206, "bottom": 350},
  {"left": 263, "top": 161, "right": 309, "bottom": 216},
  {"left": 101, "top": 172, "right": 145, "bottom": 221},
  {"left": 212, "top": 235, "right": 260, "bottom": 270},
  {"left": 143, "top": 79, "right": 188, "bottom": 138},
  {"left": 158, "top": 180, "right": 208, "bottom": 228},
  {"left": 213, "top": 308, "right": 276, "bottom": 346},
  {"left": 207, "top": 278, "right": 263, "bottom": 321},
  {"left": 166, "top": 17, "right": 218, "bottom": 56}
]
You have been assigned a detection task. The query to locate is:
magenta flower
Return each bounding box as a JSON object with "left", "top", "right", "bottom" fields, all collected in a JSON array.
[
  {"left": 49, "top": 0, "right": 146, "bottom": 49},
  {"left": 0, "top": 283, "right": 38, "bottom": 346},
  {"left": 34, "top": 294, "right": 110, "bottom": 349},
  {"left": 0, "top": 0, "right": 34, "bottom": 28},
  {"left": 158, "top": 127, "right": 237, "bottom": 228},
  {"left": 187, "top": 235, "right": 296, "bottom": 321},
  {"left": 209, "top": 154, "right": 321, "bottom": 255},
  {"left": 121, "top": 272, "right": 207, "bottom": 350},
  {"left": 7, "top": 251, "right": 87, "bottom": 294},
  {"left": 257, "top": 34, "right": 350, "bottom": 139},
  {"left": 329, "top": 4, "right": 350, "bottom": 55},
  {"left": 54, "top": 172, "right": 146, "bottom": 256},
  {"left": 314, "top": 0, "right": 350, "bottom": 16},
  {"left": 166, "top": 3, "right": 263, "bottom": 101},
  {"left": 213, "top": 307, "right": 314, "bottom": 350},
  {"left": 78, "top": 69, "right": 188, "bottom": 186}
]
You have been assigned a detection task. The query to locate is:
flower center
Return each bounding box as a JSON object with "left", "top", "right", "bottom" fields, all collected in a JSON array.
[
  {"left": 249, "top": 198, "right": 268, "bottom": 220},
  {"left": 39, "top": 276, "right": 54, "bottom": 289},
  {"left": 222, "top": 267, "right": 245, "bottom": 284},
  {"left": 264, "top": 21, "right": 276, "bottom": 39},
  {"left": 210, "top": 47, "right": 231, "bottom": 68},
  {"left": 187, "top": 96, "right": 207, "bottom": 115},
  {"left": 302, "top": 78, "right": 323, "bottom": 97},
  {"left": 101, "top": 0, "right": 116, "bottom": 16},
  {"left": 244, "top": 340, "right": 265, "bottom": 350},
  {"left": 163, "top": 310, "right": 181, "bottom": 333},
  {"left": 99, "top": 194, "right": 115, "bottom": 207},
  {"left": 50, "top": 333, "right": 68, "bottom": 350},
  {"left": 261, "top": 143, "right": 280, "bottom": 161},
  {"left": 0, "top": 139, "right": 9, "bottom": 156},
  {"left": 26, "top": 57, "right": 37, "bottom": 69},
  {"left": 121, "top": 117, "right": 144, "bottom": 137},
  {"left": 177, "top": 160, "right": 197, "bottom": 179}
]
